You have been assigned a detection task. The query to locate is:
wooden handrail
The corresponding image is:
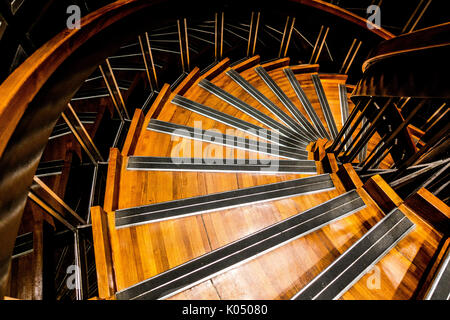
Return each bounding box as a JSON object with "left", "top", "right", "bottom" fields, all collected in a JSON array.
[
  {"left": 294, "top": 0, "right": 395, "bottom": 40},
  {"left": 362, "top": 22, "right": 450, "bottom": 72},
  {"left": 0, "top": 0, "right": 394, "bottom": 160}
]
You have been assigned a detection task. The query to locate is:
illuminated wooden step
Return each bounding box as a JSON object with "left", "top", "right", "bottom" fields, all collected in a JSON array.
[
  {"left": 171, "top": 94, "right": 307, "bottom": 149},
  {"left": 226, "top": 69, "right": 311, "bottom": 141},
  {"left": 292, "top": 208, "right": 415, "bottom": 300},
  {"left": 126, "top": 156, "right": 317, "bottom": 174},
  {"left": 198, "top": 79, "right": 307, "bottom": 143},
  {"left": 311, "top": 74, "right": 339, "bottom": 139},
  {"left": 116, "top": 190, "right": 365, "bottom": 300},
  {"left": 115, "top": 174, "right": 335, "bottom": 228},
  {"left": 284, "top": 68, "right": 330, "bottom": 140},
  {"left": 255, "top": 66, "right": 320, "bottom": 141},
  {"left": 147, "top": 119, "right": 309, "bottom": 160}
]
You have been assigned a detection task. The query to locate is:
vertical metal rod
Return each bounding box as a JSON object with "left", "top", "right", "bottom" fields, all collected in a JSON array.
[
  {"left": 344, "top": 40, "right": 362, "bottom": 74},
  {"left": 340, "top": 116, "right": 371, "bottom": 158},
  {"left": 402, "top": 0, "right": 425, "bottom": 33},
  {"left": 399, "top": 97, "right": 411, "bottom": 110},
  {"left": 409, "top": 0, "right": 432, "bottom": 33},
  {"left": 184, "top": 18, "right": 190, "bottom": 71},
  {"left": 61, "top": 112, "right": 97, "bottom": 164},
  {"left": 138, "top": 35, "right": 153, "bottom": 90},
  {"left": 340, "top": 39, "right": 357, "bottom": 73},
  {"left": 145, "top": 32, "right": 159, "bottom": 89},
  {"left": 333, "top": 99, "right": 373, "bottom": 155},
  {"left": 220, "top": 12, "right": 225, "bottom": 59},
  {"left": 421, "top": 102, "right": 446, "bottom": 131},
  {"left": 106, "top": 58, "right": 129, "bottom": 119},
  {"left": 283, "top": 17, "right": 296, "bottom": 58},
  {"left": 362, "top": 100, "right": 427, "bottom": 169},
  {"left": 278, "top": 17, "right": 290, "bottom": 58},
  {"left": 99, "top": 65, "right": 124, "bottom": 122},
  {"left": 247, "top": 12, "right": 255, "bottom": 57},
  {"left": 309, "top": 26, "right": 323, "bottom": 64},
  {"left": 328, "top": 99, "right": 365, "bottom": 152},
  {"left": 313, "top": 27, "right": 329, "bottom": 64},
  {"left": 74, "top": 230, "right": 83, "bottom": 300},
  {"left": 177, "top": 19, "right": 186, "bottom": 72},
  {"left": 252, "top": 12, "right": 260, "bottom": 56},
  {"left": 344, "top": 99, "right": 393, "bottom": 163},
  {"left": 67, "top": 103, "right": 103, "bottom": 162},
  {"left": 371, "top": 144, "right": 394, "bottom": 170},
  {"left": 33, "top": 176, "right": 86, "bottom": 224},
  {"left": 28, "top": 192, "right": 76, "bottom": 232},
  {"left": 215, "top": 13, "right": 219, "bottom": 60},
  {"left": 412, "top": 162, "right": 450, "bottom": 197}
]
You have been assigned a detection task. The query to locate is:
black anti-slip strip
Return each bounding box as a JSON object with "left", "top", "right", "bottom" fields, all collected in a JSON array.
[
  {"left": 226, "top": 69, "right": 312, "bottom": 142},
  {"left": 198, "top": 79, "right": 307, "bottom": 144},
  {"left": 311, "top": 74, "right": 339, "bottom": 139},
  {"left": 116, "top": 190, "right": 365, "bottom": 300},
  {"left": 147, "top": 119, "right": 308, "bottom": 160},
  {"left": 171, "top": 95, "right": 307, "bottom": 150},
  {"left": 127, "top": 156, "right": 317, "bottom": 174},
  {"left": 293, "top": 209, "right": 415, "bottom": 300},
  {"left": 115, "top": 174, "right": 334, "bottom": 227},
  {"left": 255, "top": 66, "right": 320, "bottom": 140},
  {"left": 284, "top": 68, "right": 330, "bottom": 140}
]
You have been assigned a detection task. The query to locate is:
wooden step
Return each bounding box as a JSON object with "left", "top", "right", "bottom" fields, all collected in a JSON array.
[
  {"left": 293, "top": 208, "right": 414, "bottom": 300},
  {"left": 171, "top": 94, "right": 306, "bottom": 149},
  {"left": 146, "top": 119, "right": 308, "bottom": 160},
  {"left": 255, "top": 66, "right": 320, "bottom": 140},
  {"left": 116, "top": 190, "right": 365, "bottom": 300},
  {"left": 114, "top": 174, "right": 335, "bottom": 228},
  {"left": 198, "top": 79, "right": 306, "bottom": 143},
  {"left": 126, "top": 156, "right": 317, "bottom": 174}
]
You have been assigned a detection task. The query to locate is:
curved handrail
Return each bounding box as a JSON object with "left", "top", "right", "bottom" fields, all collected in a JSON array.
[
  {"left": 363, "top": 22, "right": 450, "bottom": 71},
  {"left": 295, "top": 0, "right": 395, "bottom": 40},
  {"left": 0, "top": 0, "right": 394, "bottom": 160}
]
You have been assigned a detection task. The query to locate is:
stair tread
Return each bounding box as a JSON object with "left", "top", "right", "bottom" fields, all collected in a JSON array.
[
  {"left": 116, "top": 190, "right": 365, "bottom": 300},
  {"left": 115, "top": 174, "right": 335, "bottom": 227},
  {"left": 293, "top": 208, "right": 415, "bottom": 300},
  {"left": 147, "top": 119, "right": 308, "bottom": 160}
]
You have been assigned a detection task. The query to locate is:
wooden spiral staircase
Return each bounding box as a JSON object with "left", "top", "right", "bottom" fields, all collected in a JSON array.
[
  {"left": 90, "top": 56, "right": 449, "bottom": 300},
  {"left": 1, "top": 0, "right": 449, "bottom": 302}
]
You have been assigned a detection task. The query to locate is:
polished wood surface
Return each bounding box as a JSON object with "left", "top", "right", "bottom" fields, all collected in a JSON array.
[
  {"left": 404, "top": 188, "right": 450, "bottom": 235},
  {"left": 90, "top": 63, "right": 444, "bottom": 300},
  {"left": 122, "top": 109, "right": 145, "bottom": 157},
  {"left": 363, "top": 174, "right": 404, "bottom": 214},
  {"left": 91, "top": 206, "right": 115, "bottom": 298}
]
